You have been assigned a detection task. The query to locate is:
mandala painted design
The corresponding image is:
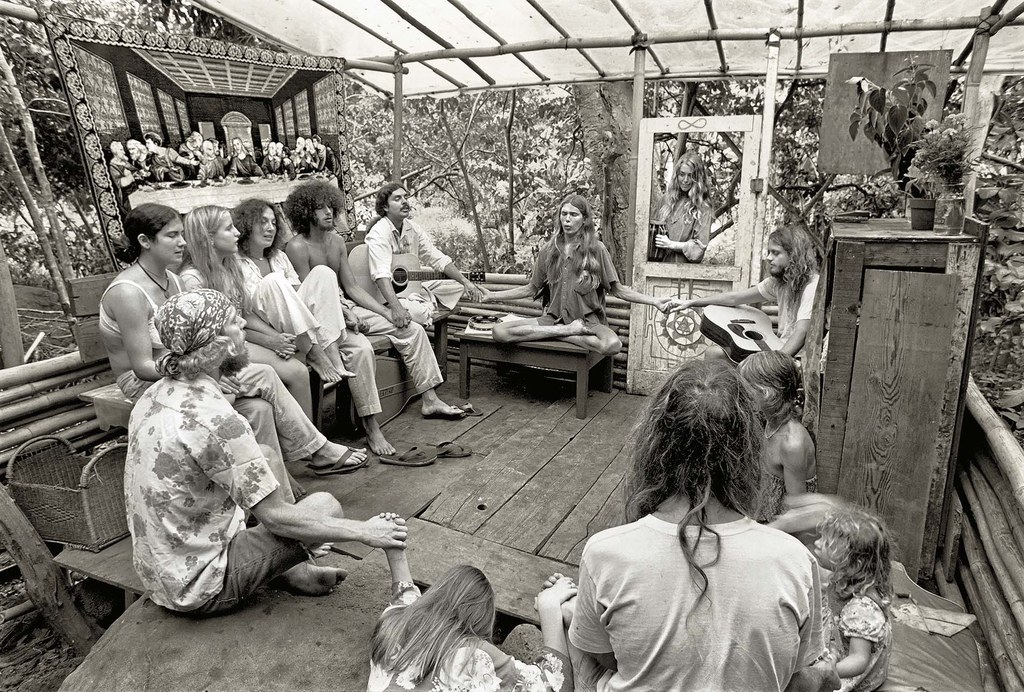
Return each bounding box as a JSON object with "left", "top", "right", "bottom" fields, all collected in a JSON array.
[
  {"left": 243, "top": 47, "right": 258, "bottom": 61},
  {"left": 84, "top": 133, "right": 102, "bottom": 160},
  {"left": 92, "top": 162, "right": 110, "bottom": 188},
  {"left": 99, "top": 191, "right": 118, "bottom": 217},
  {"left": 66, "top": 71, "right": 85, "bottom": 101},
  {"left": 259, "top": 49, "right": 273, "bottom": 63},
  {"left": 167, "top": 35, "right": 186, "bottom": 50},
  {"left": 660, "top": 309, "right": 702, "bottom": 350},
  {"left": 55, "top": 42, "right": 74, "bottom": 68},
  {"left": 75, "top": 102, "right": 94, "bottom": 130},
  {"left": 96, "top": 26, "right": 118, "bottom": 42},
  {"left": 227, "top": 43, "right": 242, "bottom": 59}
]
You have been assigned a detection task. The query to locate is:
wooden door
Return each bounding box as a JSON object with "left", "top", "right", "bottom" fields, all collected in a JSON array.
[
  {"left": 838, "top": 269, "right": 957, "bottom": 576},
  {"left": 626, "top": 116, "right": 766, "bottom": 395}
]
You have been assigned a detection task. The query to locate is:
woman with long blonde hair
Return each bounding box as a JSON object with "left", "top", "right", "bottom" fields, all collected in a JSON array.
[
  {"left": 180, "top": 205, "right": 320, "bottom": 420},
  {"left": 368, "top": 533, "right": 575, "bottom": 692},
  {"left": 652, "top": 150, "right": 714, "bottom": 263},
  {"left": 485, "top": 194, "right": 671, "bottom": 355}
]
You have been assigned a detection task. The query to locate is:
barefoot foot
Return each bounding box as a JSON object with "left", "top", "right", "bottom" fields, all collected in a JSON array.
[
  {"left": 566, "top": 319, "right": 596, "bottom": 337},
  {"left": 325, "top": 343, "right": 357, "bottom": 378},
  {"left": 365, "top": 420, "right": 395, "bottom": 456},
  {"left": 308, "top": 350, "right": 347, "bottom": 383},
  {"left": 277, "top": 562, "right": 348, "bottom": 596}
]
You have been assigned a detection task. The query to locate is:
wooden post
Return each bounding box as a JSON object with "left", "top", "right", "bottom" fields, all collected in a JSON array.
[
  {"left": 393, "top": 55, "right": 404, "bottom": 184},
  {"left": 0, "top": 237, "right": 23, "bottom": 368},
  {"left": 0, "top": 485, "right": 99, "bottom": 654},
  {"left": 962, "top": 8, "right": 994, "bottom": 218},
  {"left": 625, "top": 39, "right": 647, "bottom": 282},
  {"left": 751, "top": 30, "right": 781, "bottom": 272}
]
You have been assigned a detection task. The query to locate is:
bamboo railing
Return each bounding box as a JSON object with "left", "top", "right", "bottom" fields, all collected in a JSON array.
[
  {"left": 0, "top": 351, "right": 117, "bottom": 478},
  {"left": 953, "top": 376, "right": 1024, "bottom": 691}
]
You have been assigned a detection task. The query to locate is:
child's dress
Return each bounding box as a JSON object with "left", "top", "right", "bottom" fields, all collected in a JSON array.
[
  {"left": 368, "top": 584, "right": 571, "bottom": 692},
  {"left": 823, "top": 592, "right": 892, "bottom": 692}
]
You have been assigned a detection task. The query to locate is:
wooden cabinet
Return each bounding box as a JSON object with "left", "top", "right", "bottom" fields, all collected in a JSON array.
[{"left": 810, "top": 219, "right": 987, "bottom": 579}]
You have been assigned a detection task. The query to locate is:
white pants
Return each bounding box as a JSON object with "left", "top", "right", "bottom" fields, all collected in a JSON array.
[
  {"left": 400, "top": 280, "right": 465, "bottom": 326},
  {"left": 252, "top": 265, "right": 345, "bottom": 348}
]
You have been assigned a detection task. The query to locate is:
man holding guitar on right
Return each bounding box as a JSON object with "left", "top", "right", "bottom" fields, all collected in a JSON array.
[
  {"left": 364, "top": 182, "right": 486, "bottom": 328},
  {"left": 669, "top": 225, "right": 820, "bottom": 360}
]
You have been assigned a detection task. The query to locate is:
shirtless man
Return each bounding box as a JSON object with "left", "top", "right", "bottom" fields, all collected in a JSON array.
[{"left": 284, "top": 181, "right": 468, "bottom": 456}]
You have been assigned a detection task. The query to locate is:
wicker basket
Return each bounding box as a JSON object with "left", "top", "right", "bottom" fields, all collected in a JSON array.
[{"left": 7, "top": 436, "right": 129, "bottom": 552}]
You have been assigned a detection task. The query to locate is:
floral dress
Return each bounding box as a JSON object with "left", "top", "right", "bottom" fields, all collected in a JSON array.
[
  {"left": 823, "top": 592, "right": 892, "bottom": 692},
  {"left": 368, "top": 585, "right": 571, "bottom": 692}
]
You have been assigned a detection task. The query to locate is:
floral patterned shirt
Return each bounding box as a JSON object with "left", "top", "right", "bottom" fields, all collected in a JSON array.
[
  {"left": 368, "top": 585, "right": 571, "bottom": 692},
  {"left": 124, "top": 374, "right": 279, "bottom": 611},
  {"left": 823, "top": 592, "right": 892, "bottom": 692}
]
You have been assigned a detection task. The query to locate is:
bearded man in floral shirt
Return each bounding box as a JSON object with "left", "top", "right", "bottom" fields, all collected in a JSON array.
[{"left": 125, "top": 289, "right": 407, "bottom": 615}]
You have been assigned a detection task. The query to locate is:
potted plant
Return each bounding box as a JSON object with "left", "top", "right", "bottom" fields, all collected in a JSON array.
[
  {"left": 908, "top": 114, "right": 977, "bottom": 232},
  {"left": 847, "top": 58, "right": 937, "bottom": 192}
]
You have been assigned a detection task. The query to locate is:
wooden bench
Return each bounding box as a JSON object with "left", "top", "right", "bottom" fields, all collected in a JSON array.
[
  {"left": 53, "top": 536, "right": 143, "bottom": 609},
  {"left": 458, "top": 332, "right": 613, "bottom": 419},
  {"left": 66, "top": 272, "right": 451, "bottom": 434}
]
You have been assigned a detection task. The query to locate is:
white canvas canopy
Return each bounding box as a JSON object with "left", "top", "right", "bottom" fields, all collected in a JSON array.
[{"left": 194, "top": 0, "right": 1024, "bottom": 96}]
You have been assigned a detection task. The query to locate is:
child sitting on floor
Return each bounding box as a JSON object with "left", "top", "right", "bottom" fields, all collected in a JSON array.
[
  {"left": 368, "top": 517, "right": 575, "bottom": 692},
  {"left": 813, "top": 506, "right": 893, "bottom": 692}
]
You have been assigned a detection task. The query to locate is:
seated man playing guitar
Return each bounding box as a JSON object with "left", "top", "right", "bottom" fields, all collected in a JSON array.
[
  {"left": 363, "top": 183, "right": 486, "bottom": 328},
  {"left": 669, "top": 225, "right": 820, "bottom": 360}
]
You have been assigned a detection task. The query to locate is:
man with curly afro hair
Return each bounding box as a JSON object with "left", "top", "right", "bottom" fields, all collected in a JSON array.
[{"left": 284, "top": 180, "right": 469, "bottom": 457}]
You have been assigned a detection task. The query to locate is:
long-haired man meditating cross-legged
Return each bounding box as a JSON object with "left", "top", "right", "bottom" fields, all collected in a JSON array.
[{"left": 125, "top": 289, "right": 407, "bottom": 616}]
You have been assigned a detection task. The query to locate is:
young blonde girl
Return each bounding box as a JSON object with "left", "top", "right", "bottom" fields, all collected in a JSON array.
[
  {"left": 737, "top": 350, "right": 817, "bottom": 522},
  {"left": 369, "top": 529, "right": 575, "bottom": 692},
  {"left": 814, "top": 506, "right": 893, "bottom": 692}
]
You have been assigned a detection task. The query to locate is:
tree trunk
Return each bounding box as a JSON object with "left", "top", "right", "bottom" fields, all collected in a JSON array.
[
  {"left": 572, "top": 83, "right": 633, "bottom": 279},
  {"left": 504, "top": 91, "right": 517, "bottom": 264},
  {"left": 0, "top": 485, "right": 100, "bottom": 654},
  {"left": 439, "top": 100, "right": 491, "bottom": 273},
  {"left": 0, "top": 236, "right": 23, "bottom": 368},
  {"left": 0, "top": 118, "right": 72, "bottom": 317},
  {"left": 0, "top": 45, "right": 75, "bottom": 282}
]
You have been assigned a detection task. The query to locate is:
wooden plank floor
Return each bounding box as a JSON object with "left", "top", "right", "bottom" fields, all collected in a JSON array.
[{"left": 307, "top": 364, "right": 648, "bottom": 585}]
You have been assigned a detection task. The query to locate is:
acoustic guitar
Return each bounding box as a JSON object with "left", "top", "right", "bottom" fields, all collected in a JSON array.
[
  {"left": 699, "top": 305, "right": 783, "bottom": 361},
  {"left": 348, "top": 244, "right": 484, "bottom": 304}
]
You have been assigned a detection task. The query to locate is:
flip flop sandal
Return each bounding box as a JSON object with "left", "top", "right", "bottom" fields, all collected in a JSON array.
[
  {"left": 456, "top": 402, "right": 485, "bottom": 417},
  {"left": 435, "top": 441, "right": 472, "bottom": 458},
  {"left": 379, "top": 446, "right": 438, "bottom": 467},
  {"left": 422, "top": 407, "right": 467, "bottom": 420},
  {"left": 310, "top": 449, "right": 370, "bottom": 476},
  {"left": 306, "top": 446, "right": 367, "bottom": 470}
]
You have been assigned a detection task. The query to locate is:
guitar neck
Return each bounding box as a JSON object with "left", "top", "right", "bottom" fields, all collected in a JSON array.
[{"left": 405, "top": 271, "right": 449, "bottom": 282}]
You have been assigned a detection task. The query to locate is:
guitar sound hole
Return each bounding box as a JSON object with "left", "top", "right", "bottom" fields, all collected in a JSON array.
[{"left": 743, "top": 330, "right": 764, "bottom": 341}]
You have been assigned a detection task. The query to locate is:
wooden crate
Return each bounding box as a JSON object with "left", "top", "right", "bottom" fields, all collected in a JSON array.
[{"left": 813, "top": 218, "right": 987, "bottom": 579}]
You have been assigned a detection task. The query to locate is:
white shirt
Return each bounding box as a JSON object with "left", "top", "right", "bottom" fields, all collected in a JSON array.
[{"left": 365, "top": 216, "right": 452, "bottom": 281}]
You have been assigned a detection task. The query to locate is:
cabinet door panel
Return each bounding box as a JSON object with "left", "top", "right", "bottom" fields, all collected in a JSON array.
[{"left": 838, "top": 269, "right": 956, "bottom": 576}]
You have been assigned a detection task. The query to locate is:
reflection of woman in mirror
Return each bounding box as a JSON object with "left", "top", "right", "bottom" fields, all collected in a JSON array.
[
  {"left": 179, "top": 205, "right": 317, "bottom": 420},
  {"left": 198, "top": 139, "right": 226, "bottom": 182},
  {"left": 652, "top": 150, "right": 713, "bottom": 263},
  {"left": 235, "top": 197, "right": 355, "bottom": 383},
  {"left": 227, "top": 137, "right": 265, "bottom": 178}
]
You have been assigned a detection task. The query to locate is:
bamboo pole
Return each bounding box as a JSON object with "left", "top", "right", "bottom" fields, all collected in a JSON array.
[
  {"left": 967, "top": 376, "right": 1024, "bottom": 513},
  {"left": 0, "top": 351, "right": 84, "bottom": 390},
  {"left": 392, "top": 58, "right": 403, "bottom": 183},
  {"left": 0, "top": 420, "right": 108, "bottom": 472},
  {"left": 962, "top": 473, "right": 1024, "bottom": 624},
  {"left": 961, "top": 559, "right": 1024, "bottom": 691},
  {"left": 0, "top": 232, "right": 22, "bottom": 368},
  {"left": 624, "top": 43, "right": 646, "bottom": 281},
  {"left": 975, "top": 449, "right": 1024, "bottom": 549},
  {"left": 962, "top": 8, "right": 995, "bottom": 218},
  {"left": 0, "top": 485, "right": 100, "bottom": 654},
  {"left": 0, "top": 362, "right": 110, "bottom": 406},
  {"left": 366, "top": 15, "right": 1021, "bottom": 64},
  {"left": 961, "top": 514, "right": 1024, "bottom": 682},
  {"left": 0, "top": 373, "right": 115, "bottom": 426},
  {"left": 934, "top": 559, "right": 967, "bottom": 609},
  {"left": 0, "top": 406, "right": 95, "bottom": 451}
]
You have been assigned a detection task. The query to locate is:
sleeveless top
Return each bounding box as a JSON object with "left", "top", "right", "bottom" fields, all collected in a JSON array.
[{"left": 98, "top": 272, "right": 183, "bottom": 349}]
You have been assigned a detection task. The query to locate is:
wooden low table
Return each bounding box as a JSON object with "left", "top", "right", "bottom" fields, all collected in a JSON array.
[{"left": 458, "top": 332, "right": 613, "bottom": 419}]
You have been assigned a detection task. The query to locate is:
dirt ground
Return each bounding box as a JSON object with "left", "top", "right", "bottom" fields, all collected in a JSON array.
[{"left": 0, "top": 577, "right": 82, "bottom": 691}]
